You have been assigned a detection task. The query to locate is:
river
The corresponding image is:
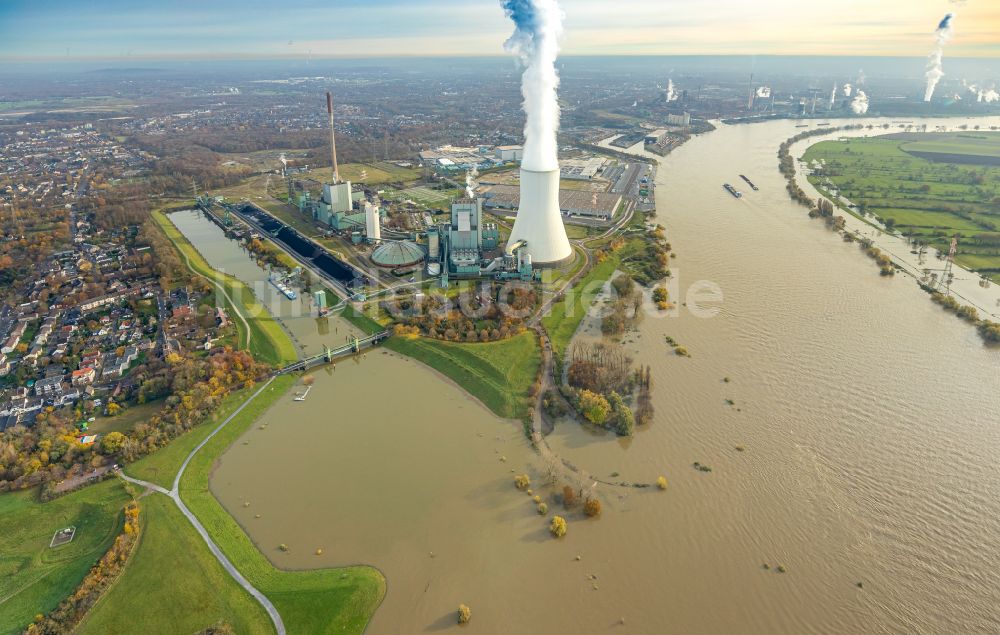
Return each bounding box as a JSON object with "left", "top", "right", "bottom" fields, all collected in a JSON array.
[{"left": 176, "top": 116, "right": 999, "bottom": 634}]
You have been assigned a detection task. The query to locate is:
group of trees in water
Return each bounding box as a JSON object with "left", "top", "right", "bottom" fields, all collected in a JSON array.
[
  {"left": 601, "top": 274, "right": 643, "bottom": 337},
  {"left": 560, "top": 342, "right": 652, "bottom": 437}
]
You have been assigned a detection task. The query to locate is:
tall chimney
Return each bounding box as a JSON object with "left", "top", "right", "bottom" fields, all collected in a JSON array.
[{"left": 326, "top": 91, "right": 340, "bottom": 184}]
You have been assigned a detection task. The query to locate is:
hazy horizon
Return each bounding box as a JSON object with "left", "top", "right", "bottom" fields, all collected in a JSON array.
[{"left": 2, "top": 0, "right": 999, "bottom": 61}]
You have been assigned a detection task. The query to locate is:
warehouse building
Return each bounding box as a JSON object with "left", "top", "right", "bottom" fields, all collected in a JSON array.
[{"left": 480, "top": 184, "right": 622, "bottom": 220}]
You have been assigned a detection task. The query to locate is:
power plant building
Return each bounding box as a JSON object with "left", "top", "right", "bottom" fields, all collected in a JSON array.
[
  {"left": 480, "top": 184, "right": 622, "bottom": 220},
  {"left": 494, "top": 145, "right": 524, "bottom": 163},
  {"left": 364, "top": 202, "right": 381, "bottom": 244},
  {"left": 296, "top": 181, "right": 372, "bottom": 234}
]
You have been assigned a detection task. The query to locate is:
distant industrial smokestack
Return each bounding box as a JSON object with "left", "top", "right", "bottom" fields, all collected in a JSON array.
[
  {"left": 326, "top": 91, "right": 340, "bottom": 183},
  {"left": 501, "top": 0, "right": 572, "bottom": 265}
]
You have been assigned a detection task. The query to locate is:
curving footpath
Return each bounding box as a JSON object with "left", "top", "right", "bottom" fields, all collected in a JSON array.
[{"left": 120, "top": 376, "right": 286, "bottom": 635}]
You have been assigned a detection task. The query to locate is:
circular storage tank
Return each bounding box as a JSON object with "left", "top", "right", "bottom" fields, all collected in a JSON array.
[
  {"left": 370, "top": 240, "right": 425, "bottom": 268},
  {"left": 427, "top": 262, "right": 441, "bottom": 276}
]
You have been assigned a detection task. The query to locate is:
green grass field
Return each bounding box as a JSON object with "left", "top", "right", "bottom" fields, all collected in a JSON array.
[
  {"left": 385, "top": 332, "right": 540, "bottom": 419},
  {"left": 152, "top": 210, "right": 298, "bottom": 365},
  {"left": 0, "top": 100, "right": 44, "bottom": 112},
  {"left": 124, "top": 385, "right": 260, "bottom": 489},
  {"left": 87, "top": 399, "right": 164, "bottom": 435},
  {"left": 383, "top": 186, "right": 463, "bottom": 208},
  {"left": 77, "top": 494, "right": 271, "bottom": 635},
  {"left": 0, "top": 480, "right": 130, "bottom": 634},
  {"left": 542, "top": 252, "right": 621, "bottom": 360},
  {"left": 803, "top": 133, "right": 1000, "bottom": 281},
  {"left": 896, "top": 132, "right": 1000, "bottom": 160},
  {"left": 303, "top": 162, "right": 422, "bottom": 186}
]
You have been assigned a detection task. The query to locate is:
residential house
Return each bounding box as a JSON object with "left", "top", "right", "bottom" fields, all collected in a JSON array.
[
  {"left": 72, "top": 367, "right": 96, "bottom": 386},
  {"left": 34, "top": 375, "right": 64, "bottom": 398}
]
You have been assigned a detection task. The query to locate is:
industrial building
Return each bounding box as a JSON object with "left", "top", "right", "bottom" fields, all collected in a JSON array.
[
  {"left": 365, "top": 197, "right": 535, "bottom": 285},
  {"left": 480, "top": 184, "right": 622, "bottom": 220},
  {"left": 666, "top": 112, "right": 692, "bottom": 126},
  {"left": 494, "top": 145, "right": 524, "bottom": 163},
  {"left": 290, "top": 90, "right": 382, "bottom": 242},
  {"left": 371, "top": 240, "right": 425, "bottom": 270},
  {"left": 559, "top": 157, "right": 607, "bottom": 181}
]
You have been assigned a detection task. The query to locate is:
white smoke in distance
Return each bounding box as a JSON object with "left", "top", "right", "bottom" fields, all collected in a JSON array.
[
  {"left": 925, "top": 14, "right": 954, "bottom": 102},
  {"left": 666, "top": 79, "right": 677, "bottom": 102},
  {"left": 850, "top": 90, "right": 870, "bottom": 115},
  {"left": 755, "top": 86, "right": 771, "bottom": 98},
  {"left": 465, "top": 167, "right": 478, "bottom": 199},
  {"left": 502, "top": 0, "right": 564, "bottom": 172}
]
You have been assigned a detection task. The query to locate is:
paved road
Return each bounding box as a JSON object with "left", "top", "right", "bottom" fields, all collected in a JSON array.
[{"left": 120, "top": 376, "right": 286, "bottom": 635}]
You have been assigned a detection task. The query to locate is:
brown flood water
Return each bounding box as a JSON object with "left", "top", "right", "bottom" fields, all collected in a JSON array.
[{"left": 176, "top": 116, "right": 1000, "bottom": 634}]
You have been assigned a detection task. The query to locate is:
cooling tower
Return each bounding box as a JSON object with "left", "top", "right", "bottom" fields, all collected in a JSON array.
[{"left": 507, "top": 168, "right": 571, "bottom": 265}]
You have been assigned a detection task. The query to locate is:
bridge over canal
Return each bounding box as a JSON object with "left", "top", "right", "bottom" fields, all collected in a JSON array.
[{"left": 277, "top": 330, "right": 391, "bottom": 375}]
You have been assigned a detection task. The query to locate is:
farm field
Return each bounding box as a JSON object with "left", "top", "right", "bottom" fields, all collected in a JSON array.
[{"left": 803, "top": 133, "right": 1000, "bottom": 282}]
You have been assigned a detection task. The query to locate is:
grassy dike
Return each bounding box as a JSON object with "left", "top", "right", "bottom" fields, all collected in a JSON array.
[
  {"left": 386, "top": 332, "right": 541, "bottom": 419},
  {"left": 103, "top": 374, "right": 384, "bottom": 634},
  {"left": 151, "top": 210, "right": 298, "bottom": 366},
  {"left": 0, "top": 480, "right": 131, "bottom": 634},
  {"left": 338, "top": 302, "right": 542, "bottom": 420},
  {"left": 77, "top": 494, "right": 273, "bottom": 635},
  {"left": 176, "top": 373, "right": 385, "bottom": 634}
]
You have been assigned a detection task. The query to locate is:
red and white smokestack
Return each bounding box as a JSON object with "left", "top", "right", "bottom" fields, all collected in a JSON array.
[{"left": 326, "top": 91, "right": 340, "bottom": 183}]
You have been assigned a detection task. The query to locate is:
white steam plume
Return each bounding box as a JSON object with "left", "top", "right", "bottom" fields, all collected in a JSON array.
[
  {"left": 850, "top": 90, "right": 870, "bottom": 115},
  {"left": 502, "top": 0, "right": 564, "bottom": 172},
  {"left": 830, "top": 83, "right": 837, "bottom": 108},
  {"left": 465, "top": 167, "right": 478, "bottom": 199},
  {"left": 925, "top": 13, "right": 954, "bottom": 102},
  {"left": 666, "top": 79, "right": 677, "bottom": 102}
]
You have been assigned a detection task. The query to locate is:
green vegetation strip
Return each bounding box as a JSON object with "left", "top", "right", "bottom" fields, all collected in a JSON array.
[
  {"left": 77, "top": 493, "right": 271, "bottom": 635},
  {"left": 385, "top": 332, "right": 541, "bottom": 420},
  {"left": 124, "top": 385, "right": 260, "bottom": 490},
  {"left": 0, "top": 480, "right": 130, "bottom": 634},
  {"left": 176, "top": 374, "right": 385, "bottom": 634},
  {"left": 542, "top": 252, "right": 621, "bottom": 360},
  {"left": 151, "top": 210, "right": 298, "bottom": 365}
]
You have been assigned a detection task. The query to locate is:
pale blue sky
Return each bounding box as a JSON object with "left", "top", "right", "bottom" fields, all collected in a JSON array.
[{"left": 1, "top": 0, "right": 998, "bottom": 60}]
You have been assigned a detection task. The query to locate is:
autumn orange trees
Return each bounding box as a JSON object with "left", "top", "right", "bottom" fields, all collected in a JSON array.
[
  {"left": 0, "top": 347, "right": 270, "bottom": 492},
  {"left": 382, "top": 283, "right": 537, "bottom": 343}
]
